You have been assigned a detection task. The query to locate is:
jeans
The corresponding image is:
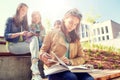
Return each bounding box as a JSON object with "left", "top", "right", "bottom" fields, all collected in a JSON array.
[
  {"left": 48, "top": 71, "right": 94, "bottom": 80},
  {"left": 74, "top": 72, "right": 94, "bottom": 80},
  {"left": 48, "top": 71, "right": 77, "bottom": 80}
]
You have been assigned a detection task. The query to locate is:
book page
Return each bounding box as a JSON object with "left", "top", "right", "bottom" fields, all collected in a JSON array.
[
  {"left": 68, "top": 64, "right": 94, "bottom": 73},
  {"left": 50, "top": 52, "right": 94, "bottom": 73},
  {"left": 68, "top": 65, "right": 88, "bottom": 70},
  {"left": 51, "top": 51, "right": 68, "bottom": 68}
]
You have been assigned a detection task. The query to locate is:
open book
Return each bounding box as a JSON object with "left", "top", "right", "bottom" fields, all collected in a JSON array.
[
  {"left": 68, "top": 64, "right": 94, "bottom": 73},
  {"left": 44, "top": 52, "right": 94, "bottom": 76}
]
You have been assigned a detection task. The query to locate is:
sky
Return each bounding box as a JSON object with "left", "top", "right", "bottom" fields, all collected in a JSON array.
[{"left": 0, "top": 0, "right": 120, "bottom": 36}]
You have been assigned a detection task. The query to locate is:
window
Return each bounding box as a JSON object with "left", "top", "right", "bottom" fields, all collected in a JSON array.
[
  {"left": 106, "top": 35, "right": 109, "bottom": 40},
  {"left": 98, "top": 37, "right": 101, "bottom": 41},
  {"left": 85, "top": 25, "right": 88, "bottom": 30},
  {"left": 94, "top": 38, "right": 97, "bottom": 42},
  {"left": 102, "top": 36, "right": 105, "bottom": 40},
  {"left": 86, "top": 32, "right": 88, "bottom": 37},
  {"left": 97, "top": 28, "right": 100, "bottom": 35},
  {"left": 93, "top": 29, "right": 96, "bottom": 35},
  {"left": 82, "top": 33, "right": 85, "bottom": 38},
  {"left": 85, "top": 25, "right": 88, "bottom": 37},
  {"left": 105, "top": 26, "right": 108, "bottom": 33},
  {"left": 81, "top": 24, "right": 84, "bottom": 32},
  {"left": 101, "top": 27, "right": 104, "bottom": 34}
]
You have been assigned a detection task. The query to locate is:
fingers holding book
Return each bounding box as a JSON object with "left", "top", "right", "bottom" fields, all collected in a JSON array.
[
  {"left": 40, "top": 52, "right": 58, "bottom": 67},
  {"left": 60, "top": 56, "right": 71, "bottom": 65}
]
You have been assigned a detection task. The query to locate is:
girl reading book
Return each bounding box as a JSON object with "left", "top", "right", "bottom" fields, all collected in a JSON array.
[{"left": 39, "top": 8, "right": 94, "bottom": 80}]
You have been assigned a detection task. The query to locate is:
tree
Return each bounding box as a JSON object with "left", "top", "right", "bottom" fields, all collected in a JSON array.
[
  {"left": 83, "top": 12, "right": 101, "bottom": 48},
  {"left": 44, "top": 18, "right": 52, "bottom": 33},
  {"left": 84, "top": 12, "right": 101, "bottom": 24}
]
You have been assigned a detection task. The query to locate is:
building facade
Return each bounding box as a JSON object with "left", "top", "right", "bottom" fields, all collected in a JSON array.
[
  {"left": 80, "top": 20, "right": 120, "bottom": 48},
  {"left": 80, "top": 20, "right": 120, "bottom": 42}
]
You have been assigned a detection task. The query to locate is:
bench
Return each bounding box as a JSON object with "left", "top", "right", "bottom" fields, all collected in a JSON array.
[
  {"left": 0, "top": 52, "right": 32, "bottom": 80},
  {"left": 91, "top": 69, "right": 120, "bottom": 80},
  {"left": 0, "top": 38, "right": 45, "bottom": 80},
  {"left": 0, "top": 52, "right": 45, "bottom": 80}
]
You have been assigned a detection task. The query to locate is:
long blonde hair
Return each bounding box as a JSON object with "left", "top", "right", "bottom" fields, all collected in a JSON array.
[{"left": 31, "top": 11, "right": 44, "bottom": 30}]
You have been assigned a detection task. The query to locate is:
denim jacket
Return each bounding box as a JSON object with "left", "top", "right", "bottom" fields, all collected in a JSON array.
[{"left": 4, "top": 17, "right": 27, "bottom": 43}]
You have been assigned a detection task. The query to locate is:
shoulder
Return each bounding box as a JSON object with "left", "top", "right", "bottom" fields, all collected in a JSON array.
[
  {"left": 49, "top": 29, "right": 62, "bottom": 36},
  {"left": 75, "top": 40, "right": 82, "bottom": 48},
  {"left": 45, "top": 29, "right": 62, "bottom": 39},
  {"left": 73, "top": 40, "right": 81, "bottom": 46},
  {"left": 6, "top": 17, "right": 14, "bottom": 23}
]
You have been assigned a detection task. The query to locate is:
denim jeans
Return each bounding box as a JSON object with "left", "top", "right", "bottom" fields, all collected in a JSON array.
[
  {"left": 48, "top": 71, "right": 94, "bottom": 80},
  {"left": 74, "top": 72, "right": 94, "bottom": 80}
]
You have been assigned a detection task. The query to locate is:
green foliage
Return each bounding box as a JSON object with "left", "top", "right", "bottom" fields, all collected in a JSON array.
[
  {"left": 84, "top": 12, "right": 101, "bottom": 24},
  {"left": 98, "top": 62, "right": 103, "bottom": 69},
  {"left": 116, "top": 49, "right": 120, "bottom": 53},
  {"left": 81, "top": 42, "right": 120, "bottom": 55},
  {"left": 112, "top": 64, "right": 119, "bottom": 69},
  {"left": 81, "top": 41, "right": 90, "bottom": 49},
  {"left": 44, "top": 18, "right": 52, "bottom": 33}
]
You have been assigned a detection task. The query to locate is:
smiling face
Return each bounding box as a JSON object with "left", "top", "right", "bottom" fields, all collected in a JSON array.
[
  {"left": 19, "top": 5, "right": 28, "bottom": 20},
  {"left": 32, "top": 12, "right": 41, "bottom": 24},
  {"left": 64, "top": 15, "right": 80, "bottom": 33}
]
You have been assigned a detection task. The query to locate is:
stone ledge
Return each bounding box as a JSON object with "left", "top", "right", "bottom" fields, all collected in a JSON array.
[
  {"left": 0, "top": 41, "right": 6, "bottom": 44},
  {"left": 0, "top": 55, "right": 45, "bottom": 80},
  {"left": 0, "top": 56, "right": 31, "bottom": 80}
]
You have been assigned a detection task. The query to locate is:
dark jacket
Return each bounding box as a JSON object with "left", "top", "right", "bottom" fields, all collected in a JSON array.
[{"left": 4, "top": 17, "right": 28, "bottom": 43}]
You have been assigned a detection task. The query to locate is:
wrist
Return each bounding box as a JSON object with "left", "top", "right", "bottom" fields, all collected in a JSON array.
[
  {"left": 39, "top": 53, "right": 44, "bottom": 61},
  {"left": 18, "top": 32, "right": 21, "bottom": 36},
  {"left": 68, "top": 61, "right": 72, "bottom": 66}
]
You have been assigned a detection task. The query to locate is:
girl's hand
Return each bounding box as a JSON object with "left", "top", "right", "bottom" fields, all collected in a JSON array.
[
  {"left": 19, "top": 31, "right": 28, "bottom": 36},
  {"left": 40, "top": 52, "right": 57, "bottom": 67},
  {"left": 26, "top": 32, "right": 34, "bottom": 37},
  {"left": 35, "top": 33, "right": 39, "bottom": 36},
  {"left": 61, "top": 56, "right": 70, "bottom": 65}
]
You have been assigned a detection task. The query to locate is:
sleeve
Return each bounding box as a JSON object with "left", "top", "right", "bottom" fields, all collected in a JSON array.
[
  {"left": 41, "top": 27, "right": 46, "bottom": 35},
  {"left": 4, "top": 18, "right": 13, "bottom": 41},
  {"left": 70, "top": 41, "right": 86, "bottom": 66},
  {"left": 39, "top": 26, "right": 46, "bottom": 42},
  {"left": 39, "top": 30, "right": 53, "bottom": 55}
]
